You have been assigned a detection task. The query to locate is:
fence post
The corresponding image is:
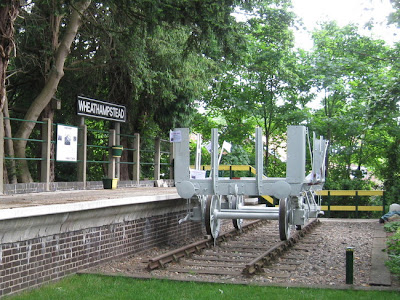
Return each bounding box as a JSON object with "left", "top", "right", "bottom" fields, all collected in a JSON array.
[
  {"left": 169, "top": 141, "right": 174, "bottom": 180},
  {"left": 40, "top": 118, "right": 51, "bottom": 191},
  {"left": 77, "top": 117, "right": 87, "bottom": 188},
  {"left": 108, "top": 129, "right": 116, "bottom": 179},
  {"left": 133, "top": 133, "right": 140, "bottom": 183},
  {"left": 355, "top": 191, "right": 359, "bottom": 218},
  {"left": 154, "top": 137, "right": 161, "bottom": 180},
  {"left": 327, "top": 190, "right": 331, "bottom": 217},
  {"left": 382, "top": 191, "right": 386, "bottom": 214},
  {"left": 0, "top": 112, "right": 3, "bottom": 194}
]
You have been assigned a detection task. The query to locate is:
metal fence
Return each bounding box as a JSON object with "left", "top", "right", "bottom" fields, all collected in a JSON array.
[{"left": 1, "top": 117, "right": 173, "bottom": 192}]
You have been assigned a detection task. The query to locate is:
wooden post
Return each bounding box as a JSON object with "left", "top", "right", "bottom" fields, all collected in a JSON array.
[
  {"left": 40, "top": 118, "right": 51, "bottom": 191},
  {"left": 355, "top": 191, "right": 359, "bottom": 218},
  {"left": 108, "top": 129, "right": 116, "bottom": 179},
  {"left": 154, "top": 137, "right": 161, "bottom": 180},
  {"left": 133, "top": 133, "right": 140, "bottom": 183},
  {"left": 77, "top": 117, "right": 87, "bottom": 188},
  {"left": 327, "top": 190, "right": 331, "bottom": 217}
]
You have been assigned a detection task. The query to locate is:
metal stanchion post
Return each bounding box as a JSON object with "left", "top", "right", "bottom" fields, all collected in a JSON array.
[{"left": 346, "top": 247, "right": 354, "bottom": 284}]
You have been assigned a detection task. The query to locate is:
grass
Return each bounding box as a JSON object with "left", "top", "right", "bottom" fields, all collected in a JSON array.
[{"left": 4, "top": 274, "right": 400, "bottom": 300}]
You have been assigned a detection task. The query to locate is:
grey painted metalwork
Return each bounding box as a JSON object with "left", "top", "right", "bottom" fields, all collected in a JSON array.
[{"left": 173, "top": 126, "right": 328, "bottom": 241}]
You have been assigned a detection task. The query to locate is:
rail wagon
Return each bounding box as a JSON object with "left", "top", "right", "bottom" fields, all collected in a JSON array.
[{"left": 173, "top": 126, "right": 328, "bottom": 241}]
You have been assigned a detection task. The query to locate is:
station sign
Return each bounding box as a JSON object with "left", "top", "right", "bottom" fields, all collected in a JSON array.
[{"left": 77, "top": 95, "right": 126, "bottom": 122}]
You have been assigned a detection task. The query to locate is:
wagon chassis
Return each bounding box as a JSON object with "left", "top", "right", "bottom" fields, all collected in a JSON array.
[{"left": 173, "top": 126, "right": 328, "bottom": 241}]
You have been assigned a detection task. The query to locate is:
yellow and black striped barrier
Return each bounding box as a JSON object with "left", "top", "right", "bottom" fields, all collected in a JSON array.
[{"left": 315, "top": 190, "right": 385, "bottom": 217}]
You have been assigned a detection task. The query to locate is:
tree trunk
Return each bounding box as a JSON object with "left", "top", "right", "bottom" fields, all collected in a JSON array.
[
  {"left": 13, "top": 0, "right": 91, "bottom": 182},
  {"left": 0, "top": 1, "right": 19, "bottom": 111},
  {"left": 0, "top": 1, "right": 19, "bottom": 187},
  {"left": 3, "top": 97, "right": 17, "bottom": 183}
]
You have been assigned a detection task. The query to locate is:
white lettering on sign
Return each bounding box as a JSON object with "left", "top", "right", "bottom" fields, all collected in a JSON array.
[{"left": 77, "top": 96, "right": 126, "bottom": 122}]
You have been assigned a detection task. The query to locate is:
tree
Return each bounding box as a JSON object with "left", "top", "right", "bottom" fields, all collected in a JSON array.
[
  {"left": 11, "top": 0, "right": 91, "bottom": 182},
  {"left": 374, "top": 42, "right": 400, "bottom": 204},
  {"left": 7, "top": 0, "right": 263, "bottom": 182},
  {"left": 202, "top": 1, "right": 308, "bottom": 176},
  {"left": 0, "top": 1, "right": 19, "bottom": 111},
  {"left": 308, "top": 22, "right": 395, "bottom": 189},
  {"left": 0, "top": 1, "right": 19, "bottom": 185}
]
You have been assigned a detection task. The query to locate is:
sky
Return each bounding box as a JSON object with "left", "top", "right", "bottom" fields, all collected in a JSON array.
[{"left": 291, "top": 0, "right": 399, "bottom": 49}]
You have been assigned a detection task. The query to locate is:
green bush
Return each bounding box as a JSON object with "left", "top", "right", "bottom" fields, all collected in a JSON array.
[
  {"left": 386, "top": 254, "right": 400, "bottom": 276},
  {"left": 384, "top": 221, "right": 400, "bottom": 233},
  {"left": 385, "top": 225, "right": 400, "bottom": 277}
]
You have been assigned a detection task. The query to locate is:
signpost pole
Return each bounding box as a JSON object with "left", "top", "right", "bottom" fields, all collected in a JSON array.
[
  {"left": 114, "top": 122, "right": 120, "bottom": 179},
  {"left": 108, "top": 129, "right": 116, "bottom": 179}
]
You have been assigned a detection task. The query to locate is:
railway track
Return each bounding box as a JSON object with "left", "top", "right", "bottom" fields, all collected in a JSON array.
[{"left": 146, "top": 218, "right": 320, "bottom": 278}]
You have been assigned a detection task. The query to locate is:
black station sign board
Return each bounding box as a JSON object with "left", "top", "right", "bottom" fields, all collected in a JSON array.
[{"left": 77, "top": 95, "right": 126, "bottom": 122}]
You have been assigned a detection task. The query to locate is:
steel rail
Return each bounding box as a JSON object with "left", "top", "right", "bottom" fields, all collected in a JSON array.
[
  {"left": 146, "top": 220, "right": 263, "bottom": 271},
  {"left": 242, "top": 218, "right": 320, "bottom": 275}
]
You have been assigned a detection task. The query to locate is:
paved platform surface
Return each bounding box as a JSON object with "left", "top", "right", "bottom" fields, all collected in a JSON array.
[
  {"left": 0, "top": 187, "right": 179, "bottom": 210},
  {"left": 370, "top": 222, "right": 392, "bottom": 286}
]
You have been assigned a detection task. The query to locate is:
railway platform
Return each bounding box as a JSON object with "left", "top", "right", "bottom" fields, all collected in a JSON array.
[
  {"left": 0, "top": 186, "right": 179, "bottom": 210},
  {"left": 0, "top": 186, "right": 198, "bottom": 297}
]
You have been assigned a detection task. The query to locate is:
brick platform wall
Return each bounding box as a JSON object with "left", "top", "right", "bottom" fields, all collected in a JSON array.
[{"left": 0, "top": 211, "right": 202, "bottom": 297}]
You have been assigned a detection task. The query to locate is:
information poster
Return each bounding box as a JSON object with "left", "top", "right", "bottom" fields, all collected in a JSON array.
[
  {"left": 56, "top": 124, "right": 78, "bottom": 162},
  {"left": 169, "top": 130, "right": 182, "bottom": 143}
]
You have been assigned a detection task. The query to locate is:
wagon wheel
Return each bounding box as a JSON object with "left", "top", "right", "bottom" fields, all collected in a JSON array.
[
  {"left": 232, "top": 195, "right": 244, "bottom": 230},
  {"left": 205, "top": 195, "right": 221, "bottom": 239},
  {"left": 279, "top": 198, "right": 292, "bottom": 241},
  {"left": 198, "top": 195, "right": 207, "bottom": 225}
]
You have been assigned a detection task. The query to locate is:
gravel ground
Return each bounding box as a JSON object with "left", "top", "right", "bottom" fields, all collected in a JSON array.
[
  {"left": 251, "top": 220, "right": 374, "bottom": 286},
  {"left": 85, "top": 219, "right": 400, "bottom": 289}
]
